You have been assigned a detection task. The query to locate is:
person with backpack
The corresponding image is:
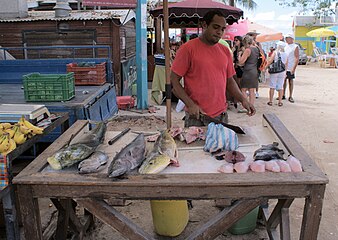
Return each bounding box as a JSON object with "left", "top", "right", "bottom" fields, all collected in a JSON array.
[
  {"left": 247, "top": 32, "right": 267, "bottom": 99},
  {"left": 265, "top": 41, "right": 287, "bottom": 106},
  {"left": 238, "top": 35, "right": 260, "bottom": 111}
]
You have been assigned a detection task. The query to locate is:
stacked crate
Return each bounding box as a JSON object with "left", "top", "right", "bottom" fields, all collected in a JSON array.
[{"left": 67, "top": 62, "right": 106, "bottom": 85}]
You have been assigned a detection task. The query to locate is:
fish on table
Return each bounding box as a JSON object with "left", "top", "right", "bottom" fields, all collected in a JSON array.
[
  {"left": 139, "top": 130, "right": 179, "bottom": 174},
  {"left": 108, "top": 133, "right": 146, "bottom": 178},
  {"left": 47, "top": 122, "right": 107, "bottom": 170},
  {"left": 78, "top": 151, "right": 108, "bottom": 174}
]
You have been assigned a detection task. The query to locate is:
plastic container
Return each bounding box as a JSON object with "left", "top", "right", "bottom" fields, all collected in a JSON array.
[
  {"left": 23, "top": 73, "right": 75, "bottom": 102},
  {"left": 116, "top": 96, "right": 135, "bottom": 110},
  {"left": 67, "top": 62, "right": 106, "bottom": 85},
  {"left": 150, "top": 200, "right": 189, "bottom": 237},
  {"left": 228, "top": 207, "right": 259, "bottom": 235}
]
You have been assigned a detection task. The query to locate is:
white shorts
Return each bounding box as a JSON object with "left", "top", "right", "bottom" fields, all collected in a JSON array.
[{"left": 269, "top": 71, "right": 285, "bottom": 90}]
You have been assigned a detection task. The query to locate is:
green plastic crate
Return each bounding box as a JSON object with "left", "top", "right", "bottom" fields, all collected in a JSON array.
[{"left": 23, "top": 73, "right": 75, "bottom": 102}]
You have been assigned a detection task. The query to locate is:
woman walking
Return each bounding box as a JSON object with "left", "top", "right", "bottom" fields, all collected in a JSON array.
[
  {"left": 238, "top": 35, "right": 260, "bottom": 110},
  {"left": 266, "top": 41, "right": 287, "bottom": 106}
]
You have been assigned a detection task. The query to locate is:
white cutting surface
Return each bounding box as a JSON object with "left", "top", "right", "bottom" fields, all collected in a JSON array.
[{"left": 43, "top": 124, "right": 284, "bottom": 174}]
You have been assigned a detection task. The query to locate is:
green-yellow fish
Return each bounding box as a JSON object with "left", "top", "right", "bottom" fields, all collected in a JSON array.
[{"left": 139, "top": 130, "right": 179, "bottom": 174}]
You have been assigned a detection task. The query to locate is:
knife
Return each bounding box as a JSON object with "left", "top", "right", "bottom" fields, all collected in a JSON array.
[
  {"left": 108, "top": 128, "right": 131, "bottom": 145},
  {"left": 200, "top": 113, "right": 246, "bottom": 134}
]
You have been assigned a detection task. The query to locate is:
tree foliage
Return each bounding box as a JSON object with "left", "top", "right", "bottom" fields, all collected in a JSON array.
[{"left": 275, "top": 0, "right": 337, "bottom": 13}]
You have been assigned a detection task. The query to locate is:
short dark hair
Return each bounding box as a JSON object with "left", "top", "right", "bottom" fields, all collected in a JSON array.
[
  {"left": 202, "top": 10, "right": 225, "bottom": 25},
  {"left": 234, "top": 36, "right": 242, "bottom": 42}
]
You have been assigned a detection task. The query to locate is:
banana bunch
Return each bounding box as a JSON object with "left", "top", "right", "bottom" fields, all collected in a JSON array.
[{"left": 0, "top": 117, "right": 44, "bottom": 156}]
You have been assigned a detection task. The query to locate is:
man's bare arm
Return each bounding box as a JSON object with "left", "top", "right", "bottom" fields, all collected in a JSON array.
[{"left": 171, "top": 71, "right": 202, "bottom": 118}]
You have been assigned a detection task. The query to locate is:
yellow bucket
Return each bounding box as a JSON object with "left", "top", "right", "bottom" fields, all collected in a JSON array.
[{"left": 150, "top": 200, "right": 189, "bottom": 237}]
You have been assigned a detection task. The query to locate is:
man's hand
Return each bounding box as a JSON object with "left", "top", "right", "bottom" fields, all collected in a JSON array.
[
  {"left": 241, "top": 100, "right": 256, "bottom": 116},
  {"left": 187, "top": 102, "right": 204, "bottom": 120}
]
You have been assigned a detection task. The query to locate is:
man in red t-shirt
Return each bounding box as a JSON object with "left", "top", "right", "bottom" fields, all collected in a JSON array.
[{"left": 171, "top": 10, "right": 255, "bottom": 127}]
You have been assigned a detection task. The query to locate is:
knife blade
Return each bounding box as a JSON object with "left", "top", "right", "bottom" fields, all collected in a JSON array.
[{"left": 200, "top": 114, "right": 245, "bottom": 134}]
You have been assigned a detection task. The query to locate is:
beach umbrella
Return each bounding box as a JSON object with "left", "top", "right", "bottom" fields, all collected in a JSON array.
[
  {"left": 326, "top": 25, "right": 338, "bottom": 35},
  {"left": 150, "top": 0, "right": 243, "bottom": 27},
  {"left": 306, "top": 28, "right": 335, "bottom": 37}
]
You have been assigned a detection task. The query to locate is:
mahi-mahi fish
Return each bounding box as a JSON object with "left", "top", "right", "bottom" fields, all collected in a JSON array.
[
  {"left": 138, "top": 130, "right": 179, "bottom": 174},
  {"left": 47, "top": 122, "right": 107, "bottom": 170},
  {"left": 108, "top": 133, "right": 146, "bottom": 178}
]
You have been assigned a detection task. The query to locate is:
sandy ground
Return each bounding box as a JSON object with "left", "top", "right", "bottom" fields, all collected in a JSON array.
[{"left": 2, "top": 63, "right": 337, "bottom": 239}]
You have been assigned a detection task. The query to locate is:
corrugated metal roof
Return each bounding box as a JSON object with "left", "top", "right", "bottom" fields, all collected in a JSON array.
[{"left": 0, "top": 9, "right": 135, "bottom": 23}]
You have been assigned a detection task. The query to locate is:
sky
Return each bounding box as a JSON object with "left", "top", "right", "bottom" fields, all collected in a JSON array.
[{"left": 242, "top": 0, "right": 303, "bottom": 35}]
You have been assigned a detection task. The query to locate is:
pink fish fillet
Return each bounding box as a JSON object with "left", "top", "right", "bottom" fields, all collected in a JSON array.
[
  {"left": 287, "top": 156, "right": 302, "bottom": 172},
  {"left": 265, "top": 160, "right": 280, "bottom": 172},
  {"left": 218, "top": 163, "right": 234, "bottom": 173},
  {"left": 250, "top": 160, "right": 266, "bottom": 173},
  {"left": 234, "top": 162, "right": 249, "bottom": 173},
  {"left": 277, "top": 160, "right": 292, "bottom": 172}
]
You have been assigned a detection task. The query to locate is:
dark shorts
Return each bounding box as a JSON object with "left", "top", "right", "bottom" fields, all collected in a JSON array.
[
  {"left": 286, "top": 71, "right": 295, "bottom": 80},
  {"left": 235, "top": 67, "right": 243, "bottom": 78},
  {"left": 184, "top": 112, "right": 228, "bottom": 127}
]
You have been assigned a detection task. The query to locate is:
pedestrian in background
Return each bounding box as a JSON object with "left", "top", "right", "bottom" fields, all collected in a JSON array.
[
  {"left": 238, "top": 35, "right": 260, "bottom": 111},
  {"left": 266, "top": 41, "right": 287, "bottom": 106},
  {"left": 283, "top": 33, "right": 299, "bottom": 103}
]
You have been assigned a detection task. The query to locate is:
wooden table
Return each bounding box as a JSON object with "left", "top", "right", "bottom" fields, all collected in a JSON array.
[
  {"left": 1, "top": 112, "right": 69, "bottom": 240},
  {"left": 13, "top": 113, "right": 328, "bottom": 240}
]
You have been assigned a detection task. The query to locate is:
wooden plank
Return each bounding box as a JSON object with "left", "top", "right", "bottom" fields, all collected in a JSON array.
[
  {"left": 55, "top": 199, "right": 71, "bottom": 240},
  {"left": 280, "top": 207, "right": 291, "bottom": 240},
  {"left": 16, "top": 185, "right": 43, "bottom": 239},
  {"left": 43, "top": 211, "right": 57, "bottom": 240},
  {"left": 77, "top": 198, "right": 155, "bottom": 240},
  {"left": 267, "top": 199, "right": 294, "bottom": 229},
  {"left": 186, "top": 199, "right": 262, "bottom": 240},
  {"left": 14, "top": 120, "right": 88, "bottom": 179},
  {"left": 300, "top": 184, "right": 326, "bottom": 240},
  {"left": 263, "top": 113, "right": 328, "bottom": 182},
  {"left": 260, "top": 207, "right": 278, "bottom": 240},
  {"left": 29, "top": 183, "right": 311, "bottom": 200}
]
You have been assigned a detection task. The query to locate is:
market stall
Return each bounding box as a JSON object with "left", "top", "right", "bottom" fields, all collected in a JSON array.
[{"left": 13, "top": 113, "right": 328, "bottom": 239}]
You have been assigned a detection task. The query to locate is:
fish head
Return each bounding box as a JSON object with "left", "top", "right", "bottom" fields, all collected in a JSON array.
[
  {"left": 138, "top": 154, "right": 171, "bottom": 174},
  {"left": 108, "top": 161, "right": 128, "bottom": 178}
]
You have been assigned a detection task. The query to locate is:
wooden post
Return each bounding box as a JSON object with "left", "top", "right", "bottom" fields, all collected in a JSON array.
[
  {"left": 300, "top": 185, "right": 326, "bottom": 240},
  {"left": 163, "top": 0, "right": 171, "bottom": 129},
  {"left": 136, "top": 0, "right": 148, "bottom": 109}
]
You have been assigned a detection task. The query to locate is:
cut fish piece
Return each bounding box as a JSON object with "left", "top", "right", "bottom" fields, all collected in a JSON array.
[
  {"left": 265, "top": 160, "right": 280, "bottom": 172},
  {"left": 287, "top": 155, "right": 302, "bottom": 172},
  {"left": 218, "top": 163, "right": 234, "bottom": 173},
  {"left": 277, "top": 160, "right": 291, "bottom": 172},
  {"left": 234, "top": 162, "right": 249, "bottom": 173},
  {"left": 250, "top": 160, "right": 266, "bottom": 172}
]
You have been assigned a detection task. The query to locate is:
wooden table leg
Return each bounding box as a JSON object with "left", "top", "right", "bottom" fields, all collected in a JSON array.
[
  {"left": 17, "top": 185, "right": 43, "bottom": 239},
  {"left": 300, "top": 184, "right": 326, "bottom": 240},
  {"left": 280, "top": 207, "right": 291, "bottom": 240},
  {"left": 2, "top": 185, "right": 20, "bottom": 240},
  {"left": 186, "top": 199, "right": 262, "bottom": 240},
  {"left": 77, "top": 198, "right": 155, "bottom": 240}
]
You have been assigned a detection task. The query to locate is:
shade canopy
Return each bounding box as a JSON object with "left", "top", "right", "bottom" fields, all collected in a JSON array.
[
  {"left": 256, "top": 32, "right": 283, "bottom": 42},
  {"left": 150, "top": 0, "right": 243, "bottom": 27},
  {"left": 306, "top": 28, "right": 336, "bottom": 37}
]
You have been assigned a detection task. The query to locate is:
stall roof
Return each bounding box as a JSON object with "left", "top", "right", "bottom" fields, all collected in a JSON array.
[{"left": 0, "top": 9, "right": 135, "bottom": 23}]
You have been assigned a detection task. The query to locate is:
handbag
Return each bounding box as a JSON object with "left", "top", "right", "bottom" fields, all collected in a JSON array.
[{"left": 268, "top": 52, "right": 285, "bottom": 74}]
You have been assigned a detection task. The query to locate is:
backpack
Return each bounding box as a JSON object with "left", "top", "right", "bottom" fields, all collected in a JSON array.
[
  {"left": 268, "top": 52, "right": 285, "bottom": 74},
  {"left": 257, "top": 47, "right": 267, "bottom": 72}
]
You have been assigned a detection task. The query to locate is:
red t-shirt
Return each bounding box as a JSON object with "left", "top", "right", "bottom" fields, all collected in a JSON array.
[{"left": 171, "top": 38, "right": 235, "bottom": 117}]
